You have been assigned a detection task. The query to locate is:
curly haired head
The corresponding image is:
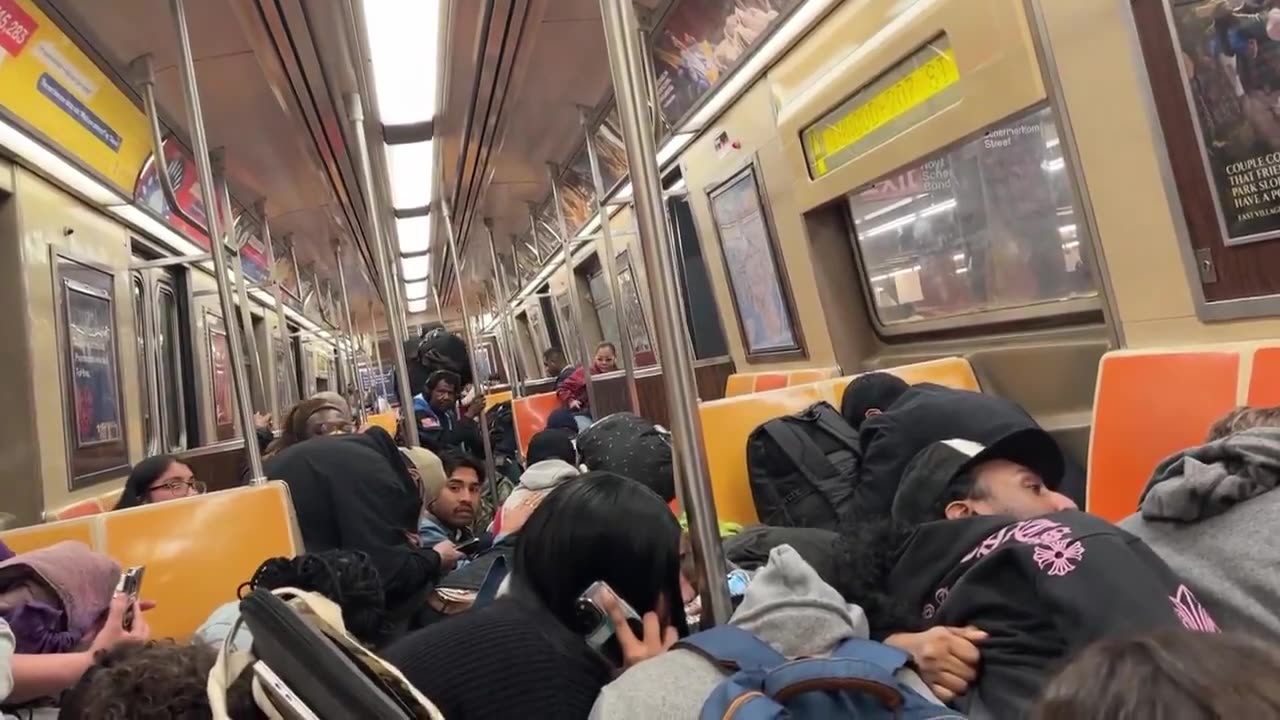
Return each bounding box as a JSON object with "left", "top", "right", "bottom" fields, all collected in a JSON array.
[
  {"left": 59, "top": 641, "right": 217, "bottom": 720},
  {"left": 239, "top": 550, "right": 388, "bottom": 647}
]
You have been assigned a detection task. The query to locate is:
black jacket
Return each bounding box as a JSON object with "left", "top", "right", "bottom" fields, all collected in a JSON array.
[
  {"left": 855, "top": 384, "right": 1087, "bottom": 520},
  {"left": 887, "top": 511, "right": 1217, "bottom": 718},
  {"left": 382, "top": 596, "right": 612, "bottom": 720},
  {"left": 263, "top": 427, "right": 442, "bottom": 609}
]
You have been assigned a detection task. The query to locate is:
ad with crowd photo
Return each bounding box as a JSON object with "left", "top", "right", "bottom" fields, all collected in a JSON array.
[
  {"left": 652, "top": 0, "right": 800, "bottom": 126},
  {"left": 1171, "top": 0, "right": 1280, "bottom": 244},
  {"left": 66, "top": 281, "right": 122, "bottom": 448}
]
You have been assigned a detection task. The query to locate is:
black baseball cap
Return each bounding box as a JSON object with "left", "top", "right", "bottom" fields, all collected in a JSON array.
[{"left": 891, "top": 427, "right": 1065, "bottom": 526}]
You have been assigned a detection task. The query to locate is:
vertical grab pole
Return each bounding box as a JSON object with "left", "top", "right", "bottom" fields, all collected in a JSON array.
[
  {"left": 169, "top": 0, "right": 264, "bottom": 482},
  {"left": 483, "top": 220, "right": 521, "bottom": 396},
  {"left": 548, "top": 164, "right": 600, "bottom": 413},
  {"left": 581, "top": 107, "right": 640, "bottom": 414},
  {"left": 346, "top": 93, "right": 420, "bottom": 447},
  {"left": 440, "top": 199, "right": 500, "bottom": 506},
  {"left": 257, "top": 201, "right": 286, "bottom": 422},
  {"left": 597, "top": 0, "right": 731, "bottom": 625},
  {"left": 212, "top": 150, "right": 268, "bottom": 415},
  {"left": 369, "top": 301, "right": 386, "bottom": 400},
  {"left": 334, "top": 237, "right": 365, "bottom": 424},
  {"left": 269, "top": 230, "right": 302, "bottom": 408}
]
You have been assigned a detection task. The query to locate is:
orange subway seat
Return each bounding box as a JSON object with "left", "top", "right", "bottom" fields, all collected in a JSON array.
[
  {"left": 513, "top": 392, "right": 562, "bottom": 458},
  {"left": 753, "top": 373, "right": 788, "bottom": 393},
  {"left": 1247, "top": 346, "right": 1280, "bottom": 407},
  {"left": 1088, "top": 350, "right": 1239, "bottom": 523}
]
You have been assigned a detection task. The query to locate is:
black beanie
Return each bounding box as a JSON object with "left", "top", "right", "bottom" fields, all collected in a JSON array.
[
  {"left": 841, "top": 372, "right": 910, "bottom": 431},
  {"left": 527, "top": 429, "right": 577, "bottom": 466}
]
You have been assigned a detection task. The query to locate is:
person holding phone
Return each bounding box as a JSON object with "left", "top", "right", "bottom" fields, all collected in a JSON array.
[
  {"left": 405, "top": 448, "right": 486, "bottom": 572},
  {"left": 382, "top": 472, "right": 684, "bottom": 720}
]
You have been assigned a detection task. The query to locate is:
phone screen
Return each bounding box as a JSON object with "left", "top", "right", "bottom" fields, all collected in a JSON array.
[
  {"left": 116, "top": 566, "right": 145, "bottom": 631},
  {"left": 574, "top": 581, "right": 643, "bottom": 667},
  {"left": 455, "top": 538, "right": 482, "bottom": 554}
]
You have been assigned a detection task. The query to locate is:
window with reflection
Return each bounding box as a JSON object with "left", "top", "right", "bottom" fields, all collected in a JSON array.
[
  {"left": 847, "top": 105, "right": 1098, "bottom": 328},
  {"left": 588, "top": 269, "right": 622, "bottom": 353}
]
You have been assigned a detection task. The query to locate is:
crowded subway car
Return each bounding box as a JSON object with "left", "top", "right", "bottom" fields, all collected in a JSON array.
[{"left": 0, "top": 0, "right": 1279, "bottom": 717}]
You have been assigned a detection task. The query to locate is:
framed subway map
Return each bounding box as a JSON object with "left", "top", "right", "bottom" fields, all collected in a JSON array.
[{"left": 707, "top": 159, "right": 805, "bottom": 361}]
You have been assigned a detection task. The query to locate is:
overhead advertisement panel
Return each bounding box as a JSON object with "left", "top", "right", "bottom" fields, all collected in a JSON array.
[
  {"left": 802, "top": 36, "right": 962, "bottom": 180},
  {"left": 651, "top": 0, "right": 803, "bottom": 128},
  {"left": 0, "top": 0, "right": 149, "bottom": 194}
]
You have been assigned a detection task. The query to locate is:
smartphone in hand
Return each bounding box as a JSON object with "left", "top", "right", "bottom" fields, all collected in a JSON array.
[
  {"left": 574, "top": 581, "right": 644, "bottom": 667},
  {"left": 454, "top": 537, "right": 482, "bottom": 554},
  {"left": 116, "top": 566, "right": 145, "bottom": 631}
]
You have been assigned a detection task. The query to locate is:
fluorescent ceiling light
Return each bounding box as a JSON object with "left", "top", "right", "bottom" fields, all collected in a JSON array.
[
  {"left": 576, "top": 214, "right": 602, "bottom": 239},
  {"left": 684, "top": 0, "right": 840, "bottom": 130},
  {"left": 385, "top": 141, "right": 433, "bottom": 209},
  {"left": 402, "top": 254, "right": 430, "bottom": 281},
  {"left": 396, "top": 215, "right": 431, "bottom": 254},
  {"left": 363, "top": 0, "right": 439, "bottom": 125},
  {"left": 1, "top": 117, "right": 123, "bottom": 205},
  {"left": 106, "top": 204, "right": 205, "bottom": 257},
  {"left": 405, "top": 280, "right": 428, "bottom": 300},
  {"left": 406, "top": 298, "right": 429, "bottom": 313}
]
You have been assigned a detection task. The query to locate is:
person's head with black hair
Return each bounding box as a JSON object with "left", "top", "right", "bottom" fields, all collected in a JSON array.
[
  {"left": 264, "top": 397, "right": 351, "bottom": 458},
  {"left": 1033, "top": 630, "right": 1280, "bottom": 720},
  {"left": 114, "top": 454, "right": 203, "bottom": 510},
  {"left": 593, "top": 341, "right": 618, "bottom": 373},
  {"left": 892, "top": 429, "right": 1077, "bottom": 527},
  {"left": 240, "top": 550, "right": 388, "bottom": 648},
  {"left": 527, "top": 429, "right": 577, "bottom": 466},
  {"left": 424, "top": 369, "right": 462, "bottom": 413},
  {"left": 840, "top": 372, "right": 910, "bottom": 431},
  {"left": 513, "top": 471, "right": 688, "bottom": 636},
  {"left": 59, "top": 641, "right": 218, "bottom": 719},
  {"left": 543, "top": 347, "right": 568, "bottom": 378},
  {"left": 431, "top": 449, "right": 484, "bottom": 531}
]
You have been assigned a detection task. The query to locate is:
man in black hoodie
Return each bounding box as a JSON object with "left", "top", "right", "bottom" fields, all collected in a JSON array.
[
  {"left": 264, "top": 426, "right": 451, "bottom": 615},
  {"left": 835, "top": 428, "right": 1221, "bottom": 719},
  {"left": 842, "top": 373, "right": 1088, "bottom": 518}
]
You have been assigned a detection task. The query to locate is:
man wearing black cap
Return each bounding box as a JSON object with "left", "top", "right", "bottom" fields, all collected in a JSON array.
[
  {"left": 831, "top": 427, "right": 1219, "bottom": 718},
  {"left": 891, "top": 428, "right": 1077, "bottom": 525}
]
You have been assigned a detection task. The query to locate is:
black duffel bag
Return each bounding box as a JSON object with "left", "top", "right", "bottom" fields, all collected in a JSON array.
[{"left": 577, "top": 412, "right": 675, "bottom": 502}]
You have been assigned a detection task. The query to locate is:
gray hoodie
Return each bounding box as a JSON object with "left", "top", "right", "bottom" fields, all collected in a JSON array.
[
  {"left": 494, "top": 460, "right": 580, "bottom": 537},
  {"left": 589, "top": 545, "right": 939, "bottom": 719},
  {"left": 1120, "top": 427, "right": 1280, "bottom": 641}
]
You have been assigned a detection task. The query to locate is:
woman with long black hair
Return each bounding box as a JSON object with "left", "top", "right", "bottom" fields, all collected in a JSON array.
[
  {"left": 383, "top": 472, "right": 687, "bottom": 720},
  {"left": 113, "top": 455, "right": 204, "bottom": 510}
]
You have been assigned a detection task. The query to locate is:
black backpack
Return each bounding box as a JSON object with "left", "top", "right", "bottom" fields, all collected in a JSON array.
[
  {"left": 577, "top": 412, "right": 676, "bottom": 502},
  {"left": 418, "top": 328, "right": 472, "bottom": 386},
  {"left": 746, "top": 401, "right": 860, "bottom": 530}
]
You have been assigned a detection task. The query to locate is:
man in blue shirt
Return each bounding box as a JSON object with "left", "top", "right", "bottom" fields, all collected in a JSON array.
[{"left": 414, "top": 369, "right": 484, "bottom": 455}]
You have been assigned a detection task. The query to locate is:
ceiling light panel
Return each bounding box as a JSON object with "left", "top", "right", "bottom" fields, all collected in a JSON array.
[
  {"left": 406, "top": 298, "right": 429, "bottom": 314},
  {"left": 401, "top": 254, "right": 430, "bottom": 281},
  {"left": 396, "top": 215, "right": 431, "bottom": 254},
  {"left": 385, "top": 140, "right": 433, "bottom": 209},
  {"left": 363, "top": 0, "right": 439, "bottom": 126},
  {"left": 405, "top": 280, "right": 428, "bottom": 300}
]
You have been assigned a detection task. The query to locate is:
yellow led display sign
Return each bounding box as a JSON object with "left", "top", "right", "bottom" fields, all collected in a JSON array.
[{"left": 803, "top": 37, "right": 961, "bottom": 179}]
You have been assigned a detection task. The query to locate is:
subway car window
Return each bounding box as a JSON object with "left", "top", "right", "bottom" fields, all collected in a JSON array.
[
  {"left": 847, "top": 104, "right": 1098, "bottom": 328},
  {"left": 131, "top": 273, "right": 157, "bottom": 456},
  {"left": 669, "top": 194, "right": 730, "bottom": 359},
  {"left": 156, "top": 285, "right": 185, "bottom": 452},
  {"left": 588, "top": 268, "right": 622, "bottom": 352}
]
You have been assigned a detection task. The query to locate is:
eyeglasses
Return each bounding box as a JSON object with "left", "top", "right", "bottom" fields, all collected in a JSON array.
[{"left": 148, "top": 479, "right": 206, "bottom": 496}]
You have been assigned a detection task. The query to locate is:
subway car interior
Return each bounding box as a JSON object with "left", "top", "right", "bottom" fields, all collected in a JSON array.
[{"left": 0, "top": 0, "right": 1279, "bottom": 716}]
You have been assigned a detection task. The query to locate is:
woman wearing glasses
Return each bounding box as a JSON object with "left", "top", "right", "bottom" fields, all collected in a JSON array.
[{"left": 114, "top": 455, "right": 206, "bottom": 509}]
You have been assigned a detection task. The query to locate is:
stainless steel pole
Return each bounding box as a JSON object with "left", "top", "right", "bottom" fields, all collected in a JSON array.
[
  {"left": 169, "top": 0, "right": 265, "bottom": 481},
  {"left": 582, "top": 108, "right": 640, "bottom": 414},
  {"left": 258, "top": 202, "right": 291, "bottom": 420},
  {"left": 212, "top": 151, "right": 268, "bottom": 415},
  {"left": 334, "top": 237, "right": 366, "bottom": 424},
  {"left": 548, "top": 164, "right": 600, "bottom": 412},
  {"left": 440, "top": 198, "right": 500, "bottom": 506},
  {"left": 369, "top": 300, "right": 386, "bottom": 400},
  {"left": 483, "top": 220, "right": 521, "bottom": 396},
  {"left": 598, "top": 0, "right": 730, "bottom": 625},
  {"left": 526, "top": 204, "right": 544, "bottom": 265},
  {"left": 346, "top": 92, "right": 420, "bottom": 446}
]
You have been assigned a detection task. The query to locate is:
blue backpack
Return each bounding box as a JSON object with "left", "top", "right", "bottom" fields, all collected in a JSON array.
[{"left": 676, "top": 625, "right": 965, "bottom": 719}]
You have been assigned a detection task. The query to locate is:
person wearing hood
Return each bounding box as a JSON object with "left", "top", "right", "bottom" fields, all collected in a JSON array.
[
  {"left": 843, "top": 373, "right": 1088, "bottom": 517},
  {"left": 264, "top": 426, "right": 451, "bottom": 612},
  {"left": 832, "top": 428, "right": 1219, "bottom": 719},
  {"left": 589, "top": 544, "right": 944, "bottom": 719},
  {"left": 492, "top": 429, "right": 580, "bottom": 538},
  {"left": 1120, "top": 406, "right": 1280, "bottom": 642}
]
